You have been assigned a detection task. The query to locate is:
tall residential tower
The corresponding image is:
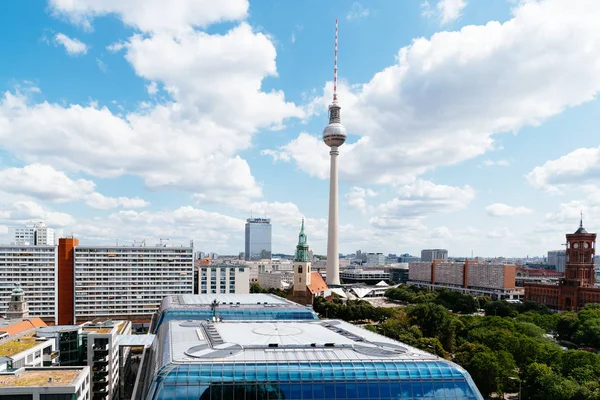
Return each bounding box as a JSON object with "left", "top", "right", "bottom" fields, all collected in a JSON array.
[{"left": 323, "top": 20, "right": 345, "bottom": 285}]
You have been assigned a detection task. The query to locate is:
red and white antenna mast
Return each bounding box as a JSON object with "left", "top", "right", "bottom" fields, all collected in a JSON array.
[{"left": 333, "top": 18, "right": 338, "bottom": 103}]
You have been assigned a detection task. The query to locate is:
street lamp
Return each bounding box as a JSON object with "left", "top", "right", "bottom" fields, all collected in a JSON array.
[{"left": 508, "top": 377, "right": 521, "bottom": 400}]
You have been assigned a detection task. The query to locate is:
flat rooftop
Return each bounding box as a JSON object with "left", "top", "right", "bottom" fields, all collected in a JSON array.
[
  {"left": 0, "top": 335, "right": 43, "bottom": 357},
  {"left": 0, "top": 369, "right": 81, "bottom": 387},
  {"left": 165, "top": 319, "right": 439, "bottom": 364},
  {"left": 175, "top": 293, "right": 291, "bottom": 306}
]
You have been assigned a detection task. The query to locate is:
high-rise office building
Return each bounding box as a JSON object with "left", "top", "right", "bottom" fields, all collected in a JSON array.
[
  {"left": 0, "top": 245, "right": 58, "bottom": 322},
  {"left": 420, "top": 249, "right": 449, "bottom": 262},
  {"left": 244, "top": 218, "right": 272, "bottom": 261},
  {"left": 73, "top": 245, "right": 194, "bottom": 322}
]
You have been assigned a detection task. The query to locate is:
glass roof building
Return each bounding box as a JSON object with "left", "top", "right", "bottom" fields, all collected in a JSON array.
[
  {"left": 141, "top": 319, "right": 483, "bottom": 400},
  {"left": 151, "top": 294, "right": 319, "bottom": 334}
]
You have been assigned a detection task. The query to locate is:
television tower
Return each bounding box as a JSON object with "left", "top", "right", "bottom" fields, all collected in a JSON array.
[{"left": 323, "top": 19, "right": 346, "bottom": 285}]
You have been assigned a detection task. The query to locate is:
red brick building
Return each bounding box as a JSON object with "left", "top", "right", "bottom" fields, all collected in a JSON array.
[{"left": 525, "top": 219, "right": 600, "bottom": 310}]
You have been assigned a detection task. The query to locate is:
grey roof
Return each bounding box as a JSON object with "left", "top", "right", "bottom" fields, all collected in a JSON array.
[
  {"left": 161, "top": 319, "right": 440, "bottom": 367},
  {"left": 159, "top": 294, "right": 302, "bottom": 312},
  {"left": 37, "top": 326, "right": 80, "bottom": 335},
  {"left": 117, "top": 334, "right": 155, "bottom": 347}
]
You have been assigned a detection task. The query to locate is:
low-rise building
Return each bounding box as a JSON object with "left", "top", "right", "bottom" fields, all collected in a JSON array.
[
  {"left": 340, "top": 269, "right": 390, "bottom": 285},
  {"left": 198, "top": 264, "right": 250, "bottom": 295},
  {"left": 408, "top": 260, "right": 521, "bottom": 300},
  {"left": 386, "top": 264, "right": 409, "bottom": 284},
  {"left": 258, "top": 270, "right": 294, "bottom": 290},
  {"left": 0, "top": 366, "right": 90, "bottom": 400},
  {"left": 0, "top": 334, "right": 56, "bottom": 371}
]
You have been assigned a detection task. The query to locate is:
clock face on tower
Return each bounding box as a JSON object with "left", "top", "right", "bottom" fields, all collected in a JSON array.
[
  {"left": 584, "top": 242, "right": 589, "bottom": 249},
  {"left": 573, "top": 242, "right": 579, "bottom": 249}
]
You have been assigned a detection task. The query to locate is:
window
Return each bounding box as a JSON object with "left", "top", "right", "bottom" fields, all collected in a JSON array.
[{"left": 298, "top": 266, "right": 302, "bottom": 273}]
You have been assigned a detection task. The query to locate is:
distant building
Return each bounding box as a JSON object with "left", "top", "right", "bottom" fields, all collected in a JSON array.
[
  {"left": 386, "top": 264, "right": 410, "bottom": 283},
  {"left": 13, "top": 222, "right": 60, "bottom": 245},
  {"left": 258, "top": 270, "right": 294, "bottom": 290},
  {"left": 525, "top": 219, "right": 600, "bottom": 310},
  {"left": 73, "top": 245, "right": 194, "bottom": 323},
  {"left": 547, "top": 250, "right": 567, "bottom": 272},
  {"left": 408, "top": 260, "right": 521, "bottom": 300},
  {"left": 516, "top": 267, "right": 563, "bottom": 287},
  {"left": 399, "top": 253, "right": 420, "bottom": 263},
  {"left": 0, "top": 245, "right": 58, "bottom": 322},
  {"left": 0, "top": 366, "right": 90, "bottom": 400},
  {"left": 244, "top": 218, "right": 272, "bottom": 261},
  {"left": 198, "top": 265, "right": 250, "bottom": 295},
  {"left": 340, "top": 269, "right": 390, "bottom": 285},
  {"left": 365, "top": 252, "right": 386, "bottom": 267},
  {"left": 421, "top": 249, "right": 448, "bottom": 262}
]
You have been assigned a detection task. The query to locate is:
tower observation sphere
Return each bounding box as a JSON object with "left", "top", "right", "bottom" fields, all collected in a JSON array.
[{"left": 323, "top": 104, "right": 347, "bottom": 147}]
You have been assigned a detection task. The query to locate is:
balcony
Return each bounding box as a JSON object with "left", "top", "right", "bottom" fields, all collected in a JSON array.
[
  {"left": 93, "top": 381, "right": 108, "bottom": 391},
  {"left": 93, "top": 348, "right": 109, "bottom": 357},
  {"left": 93, "top": 354, "right": 107, "bottom": 362},
  {"left": 93, "top": 370, "right": 109, "bottom": 378}
]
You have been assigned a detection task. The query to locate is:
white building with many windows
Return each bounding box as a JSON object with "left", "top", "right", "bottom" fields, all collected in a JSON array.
[
  {"left": 0, "top": 245, "right": 58, "bottom": 322},
  {"left": 13, "top": 222, "right": 60, "bottom": 246},
  {"left": 73, "top": 245, "right": 194, "bottom": 321},
  {"left": 198, "top": 265, "right": 250, "bottom": 295}
]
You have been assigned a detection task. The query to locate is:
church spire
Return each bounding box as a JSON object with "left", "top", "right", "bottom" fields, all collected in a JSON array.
[{"left": 295, "top": 219, "right": 309, "bottom": 262}]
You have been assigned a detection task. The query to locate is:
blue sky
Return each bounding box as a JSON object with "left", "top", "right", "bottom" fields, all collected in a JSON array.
[{"left": 1, "top": 0, "right": 600, "bottom": 257}]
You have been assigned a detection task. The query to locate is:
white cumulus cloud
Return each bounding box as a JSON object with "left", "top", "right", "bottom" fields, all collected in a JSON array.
[
  {"left": 54, "top": 33, "right": 88, "bottom": 55},
  {"left": 49, "top": 0, "right": 249, "bottom": 33}
]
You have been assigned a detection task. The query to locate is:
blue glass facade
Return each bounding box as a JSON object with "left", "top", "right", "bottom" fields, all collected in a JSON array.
[
  {"left": 148, "top": 361, "right": 482, "bottom": 399},
  {"left": 152, "top": 308, "right": 318, "bottom": 333}
]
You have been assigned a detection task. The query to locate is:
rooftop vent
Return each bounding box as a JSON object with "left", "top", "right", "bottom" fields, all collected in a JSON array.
[{"left": 48, "top": 377, "right": 53, "bottom": 383}]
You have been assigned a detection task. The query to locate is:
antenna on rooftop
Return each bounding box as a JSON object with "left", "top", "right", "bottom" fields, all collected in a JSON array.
[{"left": 333, "top": 18, "right": 338, "bottom": 103}]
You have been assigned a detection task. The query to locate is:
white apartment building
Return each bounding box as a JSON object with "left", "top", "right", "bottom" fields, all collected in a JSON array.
[
  {"left": 74, "top": 246, "right": 194, "bottom": 321},
  {"left": 13, "top": 222, "right": 60, "bottom": 246},
  {"left": 198, "top": 265, "right": 250, "bottom": 295},
  {"left": 0, "top": 245, "right": 58, "bottom": 321},
  {"left": 0, "top": 366, "right": 90, "bottom": 400}
]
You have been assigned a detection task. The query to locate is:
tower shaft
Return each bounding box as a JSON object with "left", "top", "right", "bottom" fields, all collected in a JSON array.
[{"left": 326, "top": 146, "right": 340, "bottom": 285}]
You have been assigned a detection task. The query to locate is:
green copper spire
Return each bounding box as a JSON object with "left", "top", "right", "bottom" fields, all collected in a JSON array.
[{"left": 295, "top": 219, "right": 309, "bottom": 262}]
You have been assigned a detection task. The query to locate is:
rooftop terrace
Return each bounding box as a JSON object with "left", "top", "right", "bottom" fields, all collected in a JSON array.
[{"left": 0, "top": 368, "right": 82, "bottom": 387}]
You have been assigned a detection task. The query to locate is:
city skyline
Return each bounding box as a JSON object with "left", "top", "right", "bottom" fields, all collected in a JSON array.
[{"left": 1, "top": 0, "right": 600, "bottom": 257}]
